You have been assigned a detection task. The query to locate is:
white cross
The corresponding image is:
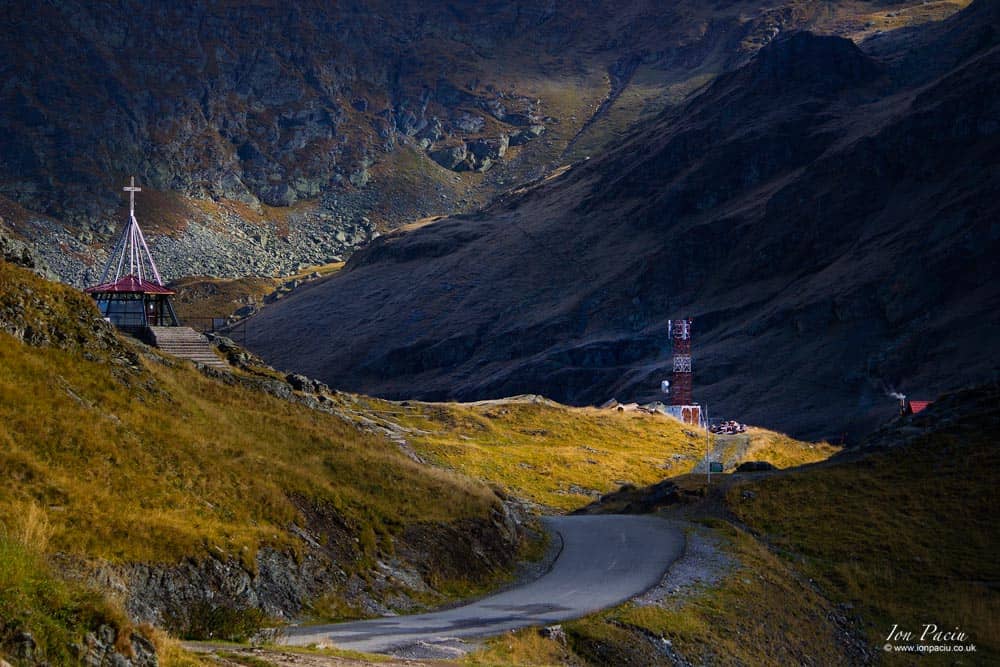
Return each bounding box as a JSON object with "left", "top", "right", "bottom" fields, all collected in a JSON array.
[{"left": 123, "top": 176, "right": 141, "bottom": 217}]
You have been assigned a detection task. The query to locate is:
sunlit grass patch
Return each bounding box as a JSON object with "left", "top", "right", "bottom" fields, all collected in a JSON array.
[
  {"left": 464, "top": 627, "right": 576, "bottom": 666},
  {"left": 362, "top": 397, "right": 833, "bottom": 512},
  {"left": 0, "top": 262, "right": 499, "bottom": 568}
]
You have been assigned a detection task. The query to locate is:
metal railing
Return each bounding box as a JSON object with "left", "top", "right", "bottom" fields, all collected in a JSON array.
[{"left": 180, "top": 316, "right": 250, "bottom": 346}]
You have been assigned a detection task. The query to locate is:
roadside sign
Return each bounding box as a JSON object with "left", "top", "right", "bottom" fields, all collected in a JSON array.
[{"left": 709, "top": 462, "right": 724, "bottom": 473}]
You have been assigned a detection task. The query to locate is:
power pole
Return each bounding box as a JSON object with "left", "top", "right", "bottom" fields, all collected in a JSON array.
[{"left": 705, "top": 406, "right": 712, "bottom": 485}]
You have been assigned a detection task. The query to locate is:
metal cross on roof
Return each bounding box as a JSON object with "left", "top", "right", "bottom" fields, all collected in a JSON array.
[
  {"left": 124, "top": 176, "right": 141, "bottom": 218},
  {"left": 97, "top": 177, "right": 165, "bottom": 286}
]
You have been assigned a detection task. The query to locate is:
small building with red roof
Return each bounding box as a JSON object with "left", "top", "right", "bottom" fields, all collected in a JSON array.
[
  {"left": 904, "top": 400, "right": 932, "bottom": 416},
  {"left": 85, "top": 274, "right": 179, "bottom": 332}
]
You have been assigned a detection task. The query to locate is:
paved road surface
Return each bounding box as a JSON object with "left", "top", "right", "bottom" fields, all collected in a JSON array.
[{"left": 282, "top": 515, "right": 684, "bottom": 654}]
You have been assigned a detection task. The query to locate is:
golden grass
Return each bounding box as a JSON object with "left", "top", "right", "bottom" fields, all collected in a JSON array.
[
  {"left": 0, "top": 259, "right": 846, "bottom": 664},
  {"left": 0, "top": 262, "right": 498, "bottom": 566},
  {"left": 741, "top": 427, "right": 840, "bottom": 468},
  {"left": 253, "top": 642, "right": 396, "bottom": 664},
  {"left": 465, "top": 400, "right": 997, "bottom": 665},
  {"left": 828, "top": 0, "right": 973, "bottom": 43},
  {"left": 169, "top": 262, "right": 344, "bottom": 326},
  {"left": 0, "top": 336, "right": 498, "bottom": 565},
  {"left": 0, "top": 260, "right": 124, "bottom": 352},
  {"left": 0, "top": 258, "right": 523, "bottom": 662},
  {"left": 729, "top": 425, "right": 1000, "bottom": 663},
  {"left": 288, "top": 262, "right": 345, "bottom": 281},
  {"left": 149, "top": 628, "right": 212, "bottom": 667},
  {"left": 169, "top": 275, "right": 282, "bottom": 324},
  {"left": 11, "top": 500, "right": 53, "bottom": 554},
  {"left": 362, "top": 398, "right": 832, "bottom": 512},
  {"left": 369, "top": 398, "right": 703, "bottom": 510},
  {"left": 465, "top": 628, "right": 573, "bottom": 666}
]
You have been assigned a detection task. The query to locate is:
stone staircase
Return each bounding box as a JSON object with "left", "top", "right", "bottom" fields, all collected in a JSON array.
[{"left": 148, "top": 326, "right": 229, "bottom": 370}]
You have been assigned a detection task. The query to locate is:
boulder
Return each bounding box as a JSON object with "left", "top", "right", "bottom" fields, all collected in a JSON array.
[
  {"left": 483, "top": 98, "right": 505, "bottom": 120},
  {"left": 430, "top": 144, "right": 469, "bottom": 171},
  {"left": 417, "top": 117, "right": 445, "bottom": 143},
  {"left": 451, "top": 113, "right": 485, "bottom": 133},
  {"left": 468, "top": 135, "right": 509, "bottom": 161},
  {"left": 540, "top": 624, "right": 567, "bottom": 643},
  {"left": 286, "top": 373, "right": 330, "bottom": 395},
  {"left": 260, "top": 184, "right": 296, "bottom": 207},
  {"left": 349, "top": 166, "right": 371, "bottom": 187},
  {"left": 509, "top": 124, "right": 545, "bottom": 146},
  {"left": 502, "top": 111, "right": 533, "bottom": 127},
  {"left": 12, "top": 631, "right": 35, "bottom": 663},
  {"left": 77, "top": 625, "right": 158, "bottom": 667}
]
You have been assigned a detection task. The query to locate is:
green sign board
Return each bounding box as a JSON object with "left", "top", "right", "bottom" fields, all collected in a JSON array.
[{"left": 709, "top": 462, "right": 724, "bottom": 473}]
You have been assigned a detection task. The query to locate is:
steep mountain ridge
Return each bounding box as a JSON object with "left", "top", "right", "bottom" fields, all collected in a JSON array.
[
  {"left": 0, "top": 0, "right": 967, "bottom": 284},
  {"left": 245, "top": 2, "right": 1000, "bottom": 441}
]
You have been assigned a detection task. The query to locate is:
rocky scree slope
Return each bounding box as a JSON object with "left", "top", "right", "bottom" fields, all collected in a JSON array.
[
  {"left": 244, "top": 2, "right": 1000, "bottom": 441},
  {"left": 0, "top": 0, "right": 963, "bottom": 284}
]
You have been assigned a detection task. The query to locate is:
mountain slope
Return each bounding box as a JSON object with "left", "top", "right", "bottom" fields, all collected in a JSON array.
[
  {"left": 0, "top": 0, "right": 968, "bottom": 284},
  {"left": 245, "top": 2, "right": 1000, "bottom": 441},
  {"left": 726, "top": 382, "right": 1000, "bottom": 662}
]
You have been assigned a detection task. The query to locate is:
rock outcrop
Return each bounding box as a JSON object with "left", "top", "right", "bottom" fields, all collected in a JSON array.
[
  {"left": 75, "top": 503, "right": 525, "bottom": 631},
  {"left": 3, "top": 626, "right": 157, "bottom": 667},
  {"left": 0, "top": 220, "right": 55, "bottom": 280}
]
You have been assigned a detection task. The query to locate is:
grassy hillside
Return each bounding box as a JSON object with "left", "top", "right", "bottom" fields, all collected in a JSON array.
[
  {"left": 0, "top": 271, "right": 495, "bottom": 566},
  {"left": 0, "top": 260, "right": 513, "bottom": 662},
  {"left": 0, "top": 334, "right": 500, "bottom": 564},
  {"left": 728, "top": 387, "right": 1000, "bottom": 663},
  {"left": 356, "top": 396, "right": 836, "bottom": 511}
]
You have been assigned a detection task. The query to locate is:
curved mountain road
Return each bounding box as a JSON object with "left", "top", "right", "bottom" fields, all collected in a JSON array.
[{"left": 282, "top": 515, "right": 684, "bottom": 654}]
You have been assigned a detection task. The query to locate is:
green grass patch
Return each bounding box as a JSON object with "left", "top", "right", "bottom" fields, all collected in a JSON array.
[
  {"left": 464, "top": 627, "right": 577, "bottom": 666},
  {"left": 729, "top": 419, "right": 1000, "bottom": 663},
  {"left": 0, "top": 532, "right": 127, "bottom": 665}
]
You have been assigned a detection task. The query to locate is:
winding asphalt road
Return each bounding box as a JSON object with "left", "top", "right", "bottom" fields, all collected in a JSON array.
[{"left": 282, "top": 515, "right": 684, "bottom": 654}]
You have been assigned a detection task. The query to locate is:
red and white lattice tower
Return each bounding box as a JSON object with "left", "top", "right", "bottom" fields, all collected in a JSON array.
[
  {"left": 664, "top": 317, "right": 701, "bottom": 426},
  {"left": 668, "top": 318, "right": 693, "bottom": 405}
]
